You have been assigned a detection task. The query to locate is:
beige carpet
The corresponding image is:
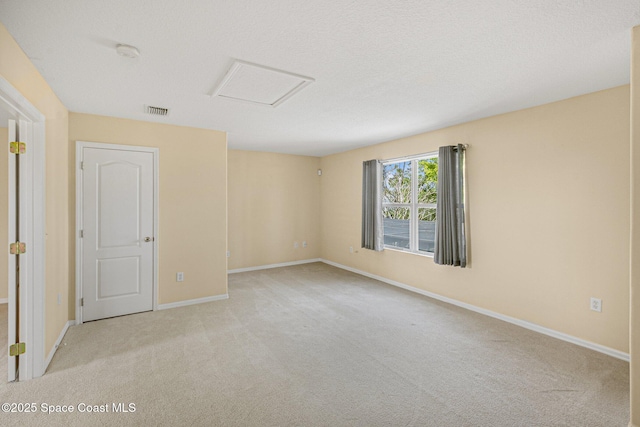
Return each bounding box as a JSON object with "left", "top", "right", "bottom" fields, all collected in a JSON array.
[{"left": 0, "top": 263, "right": 630, "bottom": 426}]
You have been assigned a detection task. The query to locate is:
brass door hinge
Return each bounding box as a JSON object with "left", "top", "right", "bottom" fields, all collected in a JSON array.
[
  {"left": 9, "top": 342, "right": 25, "bottom": 357},
  {"left": 9, "top": 141, "right": 26, "bottom": 154},
  {"left": 9, "top": 242, "right": 26, "bottom": 255}
]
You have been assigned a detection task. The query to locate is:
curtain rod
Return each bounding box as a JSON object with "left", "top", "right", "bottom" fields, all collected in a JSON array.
[{"left": 381, "top": 144, "right": 469, "bottom": 164}]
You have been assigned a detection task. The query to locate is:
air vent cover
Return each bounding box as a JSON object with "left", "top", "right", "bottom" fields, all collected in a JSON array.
[
  {"left": 211, "top": 60, "right": 314, "bottom": 108},
  {"left": 145, "top": 105, "right": 169, "bottom": 116}
]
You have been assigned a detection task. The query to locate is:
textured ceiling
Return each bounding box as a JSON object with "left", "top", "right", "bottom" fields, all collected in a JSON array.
[{"left": 1, "top": 0, "right": 639, "bottom": 156}]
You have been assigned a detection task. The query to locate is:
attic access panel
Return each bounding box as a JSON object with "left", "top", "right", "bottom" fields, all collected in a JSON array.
[{"left": 211, "top": 60, "right": 314, "bottom": 108}]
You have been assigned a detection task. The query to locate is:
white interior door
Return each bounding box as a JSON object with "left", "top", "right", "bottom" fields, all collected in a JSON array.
[
  {"left": 7, "top": 119, "right": 17, "bottom": 382},
  {"left": 1, "top": 76, "right": 47, "bottom": 381},
  {"left": 80, "top": 146, "right": 154, "bottom": 322},
  {"left": 7, "top": 119, "right": 28, "bottom": 382}
]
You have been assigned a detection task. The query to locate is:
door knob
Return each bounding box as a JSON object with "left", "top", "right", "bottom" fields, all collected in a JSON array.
[{"left": 144, "top": 237, "right": 154, "bottom": 242}]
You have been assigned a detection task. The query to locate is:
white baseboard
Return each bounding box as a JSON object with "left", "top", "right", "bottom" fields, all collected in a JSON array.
[
  {"left": 0, "top": 298, "right": 7, "bottom": 304},
  {"left": 320, "top": 259, "right": 630, "bottom": 362},
  {"left": 157, "top": 294, "right": 229, "bottom": 311},
  {"left": 228, "top": 258, "right": 322, "bottom": 274},
  {"left": 44, "top": 320, "right": 73, "bottom": 371}
]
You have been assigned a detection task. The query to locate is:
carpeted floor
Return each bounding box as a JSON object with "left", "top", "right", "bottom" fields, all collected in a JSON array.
[{"left": 0, "top": 263, "right": 630, "bottom": 426}]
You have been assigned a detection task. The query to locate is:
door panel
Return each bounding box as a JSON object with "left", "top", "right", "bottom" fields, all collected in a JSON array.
[
  {"left": 81, "top": 147, "right": 154, "bottom": 322},
  {"left": 7, "top": 120, "right": 16, "bottom": 382},
  {"left": 7, "top": 119, "right": 29, "bottom": 381},
  {"left": 98, "top": 161, "right": 141, "bottom": 248},
  {"left": 97, "top": 257, "right": 140, "bottom": 299},
  {"left": 17, "top": 119, "right": 29, "bottom": 381}
]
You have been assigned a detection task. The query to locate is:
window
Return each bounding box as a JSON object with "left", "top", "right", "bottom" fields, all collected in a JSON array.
[{"left": 382, "top": 153, "right": 438, "bottom": 254}]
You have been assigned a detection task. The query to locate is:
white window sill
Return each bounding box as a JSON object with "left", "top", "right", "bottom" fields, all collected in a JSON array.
[{"left": 384, "top": 246, "right": 434, "bottom": 258}]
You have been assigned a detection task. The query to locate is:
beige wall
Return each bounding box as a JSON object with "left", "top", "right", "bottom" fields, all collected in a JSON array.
[
  {"left": 228, "top": 150, "right": 321, "bottom": 270},
  {"left": 0, "top": 24, "right": 70, "bottom": 355},
  {"left": 69, "top": 113, "right": 228, "bottom": 308},
  {"left": 0, "top": 128, "right": 6, "bottom": 300},
  {"left": 630, "top": 25, "right": 640, "bottom": 427},
  {"left": 321, "top": 85, "right": 631, "bottom": 353}
]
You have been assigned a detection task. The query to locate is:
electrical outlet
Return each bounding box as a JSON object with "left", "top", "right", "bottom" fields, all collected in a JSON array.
[
  {"left": 349, "top": 246, "right": 354, "bottom": 253},
  {"left": 302, "top": 241, "right": 307, "bottom": 248},
  {"left": 590, "top": 297, "right": 602, "bottom": 312},
  {"left": 294, "top": 242, "right": 299, "bottom": 249},
  {"left": 177, "top": 272, "right": 184, "bottom": 282},
  {"left": 226, "top": 251, "right": 231, "bottom": 258}
]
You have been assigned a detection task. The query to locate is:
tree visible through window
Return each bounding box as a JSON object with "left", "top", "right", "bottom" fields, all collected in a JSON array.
[{"left": 382, "top": 154, "right": 438, "bottom": 253}]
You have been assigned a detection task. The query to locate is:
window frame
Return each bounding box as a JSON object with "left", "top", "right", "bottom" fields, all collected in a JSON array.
[{"left": 382, "top": 151, "right": 438, "bottom": 255}]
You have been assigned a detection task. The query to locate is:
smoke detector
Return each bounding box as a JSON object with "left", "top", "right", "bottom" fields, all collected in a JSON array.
[{"left": 116, "top": 44, "right": 140, "bottom": 59}]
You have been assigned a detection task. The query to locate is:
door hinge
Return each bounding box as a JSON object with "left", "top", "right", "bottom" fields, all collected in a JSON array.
[
  {"left": 9, "top": 342, "right": 25, "bottom": 357},
  {"left": 80, "top": 161, "right": 84, "bottom": 170},
  {"left": 80, "top": 297, "right": 84, "bottom": 307},
  {"left": 9, "top": 141, "right": 26, "bottom": 154},
  {"left": 80, "top": 230, "right": 84, "bottom": 238},
  {"left": 9, "top": 242, "right": 26, "bottom": 255}
]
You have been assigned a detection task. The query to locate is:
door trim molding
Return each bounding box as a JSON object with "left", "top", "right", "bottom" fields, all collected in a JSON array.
[
  {"left": 75, "top": 141, "right": 159, "bottom": 324},
  {"left": 0, "top": 77, "right": 46, "bottom": 380}
]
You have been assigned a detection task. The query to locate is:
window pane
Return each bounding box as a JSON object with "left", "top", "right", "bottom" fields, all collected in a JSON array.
[
  {"left": 383, "top": 161, "right": 412, "bottom": 204},
  {"left": 383, "top": 207, "right": 410, "bottom": 249},
  {"left": 418, "top": 208, "right": 436, "bottom": 253},
  {"left": 417, "top": 158, "right": 438, "bottom": 204}
]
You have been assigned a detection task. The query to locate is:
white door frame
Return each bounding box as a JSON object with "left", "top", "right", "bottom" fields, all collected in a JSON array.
[
  {"left": 0, "top": 77, "right": 46, "bottom": 380},
  {"left": 75, "top": 141, "right": 159, "bottom": 324}
]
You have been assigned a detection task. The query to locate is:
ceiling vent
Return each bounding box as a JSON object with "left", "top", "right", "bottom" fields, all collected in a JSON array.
[
  {"left": 211, "top": 60, "right": 314, "bottom": 108},
  {"left": 145, "top": 105, "right": 169, "bottom": 116}
]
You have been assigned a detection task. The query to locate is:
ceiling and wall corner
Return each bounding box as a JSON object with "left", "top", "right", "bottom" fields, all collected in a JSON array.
[{"left": 0, "top": 1, "right": 638, "bottom": 156}]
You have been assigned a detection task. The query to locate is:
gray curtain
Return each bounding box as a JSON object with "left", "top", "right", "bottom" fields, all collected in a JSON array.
[
  {"left": 362, "top": 159, "right": 384, "bottom": 251},
  {"left": 434, "top": 145, "right": 466, "bottom": 267}
]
